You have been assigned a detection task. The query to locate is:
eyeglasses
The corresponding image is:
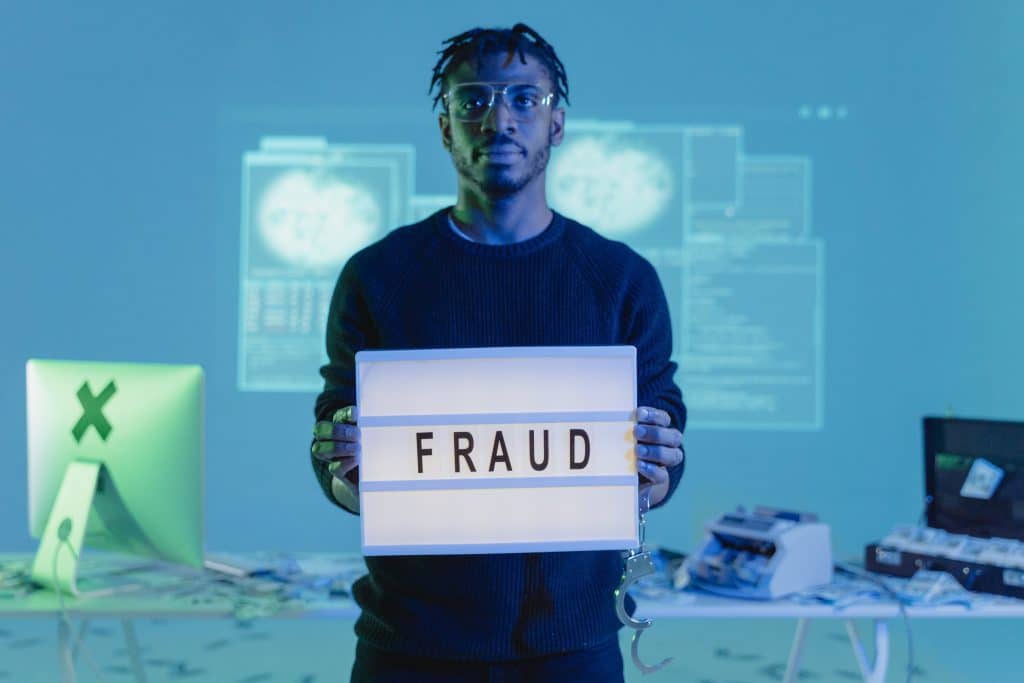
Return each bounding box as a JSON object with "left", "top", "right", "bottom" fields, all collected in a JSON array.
[{"left": 443, "top": 82, "right": 556, "bottom": 122}]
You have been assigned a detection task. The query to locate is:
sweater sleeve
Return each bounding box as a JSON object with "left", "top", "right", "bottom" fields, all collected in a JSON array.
[
  {"left": 311, "top": 257, "right": 376, "bottom": 515},
  {"left": 627, "top": 258, "right": 688, "bottom": 510}
]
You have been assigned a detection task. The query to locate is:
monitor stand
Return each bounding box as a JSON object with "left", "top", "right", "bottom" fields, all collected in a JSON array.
[
  {"left": 29, "top": 458, "right": 152, "bottom": 598},
  {"left": 33, "top": 459, "right": 162, "bottom": 599},
  {"left": 31, "top": 459, "right": 103, "bottom": 597}
]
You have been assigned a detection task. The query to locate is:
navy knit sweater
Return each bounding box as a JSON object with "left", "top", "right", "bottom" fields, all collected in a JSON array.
[{"left": 313, "top": 208, "right": 687, "bottom": 661}]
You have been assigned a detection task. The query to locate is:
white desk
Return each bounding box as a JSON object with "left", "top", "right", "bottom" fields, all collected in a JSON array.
[
  {"left": 0, "top": 552, "right": 364, "bottom": 682},
  {"left": 3, "top": 552, "right": 1024, "bottom": 683},
  {"left": 632, "top": 584, "right": 1024, "bottom": 682}
]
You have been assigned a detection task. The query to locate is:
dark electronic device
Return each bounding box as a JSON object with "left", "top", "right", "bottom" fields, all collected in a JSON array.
[{"left": 865, "top": 417, "right": 1024, "bottom": 599}]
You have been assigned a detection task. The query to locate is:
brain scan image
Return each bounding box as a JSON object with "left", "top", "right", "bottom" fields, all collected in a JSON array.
[
  {"left": 257, "top": 169, "right": 381, "bottom": 270},
  {"left": 548, "top": 135, "right": 674, "bottom": 236}
]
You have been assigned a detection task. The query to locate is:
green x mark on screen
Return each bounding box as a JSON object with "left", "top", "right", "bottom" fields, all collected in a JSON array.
[{"left": 72, "top": 380, "right": 117, "bottom": 443}]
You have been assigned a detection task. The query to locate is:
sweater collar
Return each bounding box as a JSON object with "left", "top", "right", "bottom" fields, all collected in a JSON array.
[{"left": 436, "top": 208, "right": 566, "bottom": 257}]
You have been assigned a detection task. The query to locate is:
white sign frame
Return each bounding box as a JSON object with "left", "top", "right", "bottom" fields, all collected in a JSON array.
[{"left": 355, "top": 346, "right": 639, "bottom": 556}]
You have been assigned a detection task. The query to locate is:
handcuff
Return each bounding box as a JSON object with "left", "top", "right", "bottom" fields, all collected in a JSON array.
[{"left": 614, "top": 486, "right": 673, "bottom": 674}]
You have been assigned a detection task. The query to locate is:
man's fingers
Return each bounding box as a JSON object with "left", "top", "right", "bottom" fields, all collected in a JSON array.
[
  {"left": 636, "top": 406, "right": 671, "bottom": 427},
  {"left": 329, "top": 422, "right": 360, "bottom": 441},
  {"left": 633, "top": 424, "right": 682, "bottom": 448},
  {"left": 313, "top": 408, "right": 361, "bottom": 465},
  {"left": 637, "top": 459, "right": 669, "bottom": 484},
  {"left": 327, "top": 440, "right": 359, "bottom": 456},
  {"left": 311, "top": 440, "right": 360, "bottom": 462},
  {"left": 328, "top": 458, "right": 359, "bottom": 480},
  {"left": 333, "top": 405, "right": 359, "bottom": 425},
  {"left": 314, "top": 421, "right": 332, "bottom": 440},
  {"left": 314, "top": 420, "right": 358, "bottom": 440},
  {"left": 636, "top": 443, "right": 684, "bottom": 468}
]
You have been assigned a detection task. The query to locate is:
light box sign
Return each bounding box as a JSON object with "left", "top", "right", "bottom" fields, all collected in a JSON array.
[{"left": 355, "top": 346, "right": 639, "bottom": 556}]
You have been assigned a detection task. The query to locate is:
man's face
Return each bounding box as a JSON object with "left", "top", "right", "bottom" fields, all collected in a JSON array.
[{"left": 439, "top": 51, "right": 565, "bottom": 199}]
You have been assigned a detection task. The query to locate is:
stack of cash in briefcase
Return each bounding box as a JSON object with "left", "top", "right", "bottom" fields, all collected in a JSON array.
[{"left": 865, "top": 524, "right": 1024, "bottom": 599}]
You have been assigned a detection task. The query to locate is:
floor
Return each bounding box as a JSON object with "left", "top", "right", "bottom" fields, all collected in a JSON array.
[{"left": 0, "top": 614, "right": 1012, "bottom": 682}]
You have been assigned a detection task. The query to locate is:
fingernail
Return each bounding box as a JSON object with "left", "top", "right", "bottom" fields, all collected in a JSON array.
[
  {"left": 636, "top": 445, "right": 647, "bottom": 456},
  {"left": 636, "top": 425, "right": 646, "bottom": 437}
]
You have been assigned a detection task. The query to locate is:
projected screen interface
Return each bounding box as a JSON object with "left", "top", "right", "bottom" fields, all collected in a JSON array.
[
  {"left": 238, "top": 140, "right": 417, "bottom": 391},
  {"left": 547, "top": 123, "right": 822, "bottom": 429},
  {"left": 235, "top": 114, "right": 832, "bottom": 432}
]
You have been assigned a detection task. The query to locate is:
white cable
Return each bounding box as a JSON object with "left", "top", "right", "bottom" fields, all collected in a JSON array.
[
  {"left": 53, "top": 540, "right": 76, "bottom": 683},
  {"left": 835, "top": 562, "right": 915, "bottom": 683},
  {"left": 54, "top": 538, "right": 109, "bottom": 683}
]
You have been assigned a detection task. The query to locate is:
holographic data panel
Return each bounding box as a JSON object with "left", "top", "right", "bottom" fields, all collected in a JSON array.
[
  {"left": 681, "top": 240, "right": 824, "bottom": 430},
  {"left": 239, "top": 140, "right": 413, "bottom": 391},
  {"left": 683, "top": 126, "right": 743, "bottom": 211},
  {"left": 548, "top": 121, "right": 686, "bottom": 251},
  {"left": 688, "top": 156, "right": 811, "bottom": 241}
]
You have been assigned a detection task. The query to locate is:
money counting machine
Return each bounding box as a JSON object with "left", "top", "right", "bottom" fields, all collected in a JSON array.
[
  {"left": 688, "top": 506, "right": 833, "bottom": 599},
  {"left": 866, "top": 417, "right": 1024, "bottom": 599}
]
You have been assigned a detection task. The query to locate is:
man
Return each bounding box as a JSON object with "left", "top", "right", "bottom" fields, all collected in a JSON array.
[{"left": 311, "top": 23, "right": 686, "bottom": 683}]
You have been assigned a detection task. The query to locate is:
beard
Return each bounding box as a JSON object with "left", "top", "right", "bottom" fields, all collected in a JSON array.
[{"left": 452, "top": 136, "right": 552, "bottom": 199}]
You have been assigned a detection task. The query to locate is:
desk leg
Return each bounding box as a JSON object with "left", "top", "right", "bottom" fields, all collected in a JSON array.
[
  {"left": 845, "top": 618, "right": 890, "bottom": 683},
  {"left": 782, "top": 618, "right": 810, "bottom": 683},
  {"left": 57, "top": 617, "right": 77, "bottom": 683},
  {"left": 121, "top": 619, "right": 148, "bottom": 683},
  {"left": 71, "top": 619, "right": 89, "bottom": 663}
]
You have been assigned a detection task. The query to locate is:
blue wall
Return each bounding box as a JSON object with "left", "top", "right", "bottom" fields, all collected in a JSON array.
[{"left": 3, "top": 0, "right": 1021, "bottom": 601}]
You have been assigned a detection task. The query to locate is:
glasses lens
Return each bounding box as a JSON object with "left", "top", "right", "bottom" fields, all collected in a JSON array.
[
  {"left": 448, "top": 84, "right": 493, "bottom": 120},
  {"left": 447, "top": 84, "right": 551, "bottom": 121},
  {"left": 505, "top": 85, "right": 545, "bottom": 116}
]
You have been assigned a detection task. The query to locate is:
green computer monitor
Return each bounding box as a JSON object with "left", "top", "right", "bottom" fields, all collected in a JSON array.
[{"left": 26, "top": 359, "right": 204, "bottom": 596}]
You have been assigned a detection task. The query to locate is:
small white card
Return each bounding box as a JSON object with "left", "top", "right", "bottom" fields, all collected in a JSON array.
[{"left": 959, "top": 457, "right": 1004, "bottom": 500}]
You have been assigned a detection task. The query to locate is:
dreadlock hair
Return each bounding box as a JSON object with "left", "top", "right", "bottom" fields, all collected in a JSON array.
[{"left": 429, "top": 22, "right": 570, "bottom": 113}]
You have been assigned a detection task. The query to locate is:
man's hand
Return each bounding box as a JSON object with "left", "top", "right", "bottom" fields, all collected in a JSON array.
[
  {"left": 312, "top": 405, "right": 361, "bottom": 491},
  {"left": 634, "top": 406, "right": 684, "bottom": 509}
]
